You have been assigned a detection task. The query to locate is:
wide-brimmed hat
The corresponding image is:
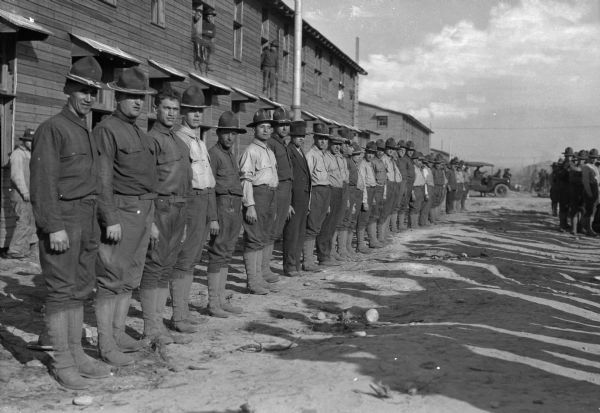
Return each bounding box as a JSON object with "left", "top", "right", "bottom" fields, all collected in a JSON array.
[
  {"left": 338, "top": 128, "right": 353, "bottom": 141},
  {"left": 216, "top": 111, "right": 246, "bottom": 133},
  {"left": 312, "top": 122, "right": 330, "bottom": 138},
  {"left": 290, "top": 120, "right": 309, "bottom": 136},
  {"left": 365, "top": 141, "right": 378, "bottom": 153},
  {"left": 247, "top": 109, "right": 277, "bottom": 127},
  {"left": 203, "top": 6, "right": 216, "bottom": 15},
  {"left": 351, "top": 142, "right": 364, "bottom": 155},
  {"left": 385, "top": 137, "right": 398, "bottom": 150},
  {"left": 376, "top": 139, "right": 386, "bottom": 150},
  {"left": 588, "top": 148, "right": 599, "bottom": 159},
  {"left": 576, "top": 149, "right": 588, "bottom": 160},
  {"left": 450, "top": 157, "right": 459, "bottom": 164},
  {"left": 20, "top": 128, "right": 35, "bottom": 142},
  {"left": 562, "top": 147, "right": 574, "bottom": 156},
  {"left": 405, "top": 140, "right": 415, "bottom": 150},
  {"left": 273, "top": 107, "right": 291, "bottom": 125},
  {"left": 329, "top": 135, "right": 345, "bottom": 145},
  {"left": 65, "top": 56, "right": 104, "bottom": 89},
  {"left": 108, "top": 67, "right": 156, "bottom": 94},
  {"left": 180, "top": 85, "right": 208, "bottom": 108},
  {"left": 411, "top": 151, "right": 423, "bottom": 160}
]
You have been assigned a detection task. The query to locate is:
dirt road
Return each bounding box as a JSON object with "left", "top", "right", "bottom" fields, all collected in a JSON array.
[{"left": 1, "top": 193, "right": 599, "bottom": 413}]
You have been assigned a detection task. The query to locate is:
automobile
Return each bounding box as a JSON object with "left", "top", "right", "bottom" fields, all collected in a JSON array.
[{"left": 465, "top": 161, "right": 511, "bottom": 197}]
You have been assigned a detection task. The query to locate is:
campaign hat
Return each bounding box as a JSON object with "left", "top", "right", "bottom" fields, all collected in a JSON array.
[
  {"left": 20, "top": 128, "right": 35, "bottom": 142},
  {"left": 450, "top": 156, "right": 459, "bottom": 164},
  {"left": 273, "top": 107, "right": 291, "bottom": 125},
  {"left": 216, "top": 111, "right": 247, "bottom": 134},
  {"left": 588, "top": 148, "right": 599, "bottom": 159},
  {"left": 376, "top": 139, "right": 386, "bottom": 150},
  {"left": 65, "top": 56, "right": 104, "bottom": 89},
  {"left": 365, "top": 141, "right": 378, "bottom": 153},
  {"left": 397, "top": 139, "right": 406, "bottom": 149},
  {"left": 329, "top": 132, "right": 345, "bottom": 145},
  {"left": 338, "top": 127, "right": 353, "bottom": 142},
  {"left": 351, "top": 142, "right": 364, "bottom": 155},
  {"left": 411, "top": 151, "right": 423, "bottom": 160},
  {"left": 562, "top": 147, "right": 574, "bottom": 156},
  {"left": 180, "top": 85, "right": 208, "bottom": 108},
  {"left": 312, "top": 122, "right": 331, "bottom": 138},
  {"left": 405, "top": 140, "right": 415, "bottom": 150},
  {"left": 108, "top": 67, "right": 156, "bottom": 94},
  {"left": 247, "top": 108, "right": 277, "bottom": 127},
  {"left": 385, "top": 137, "right": 398, "bottom": 150},
  {"left": 576, "top": 149, "right": 588, "bottom": 160},
  {"left": 289, "top": 120, "right": 309, "bottom": 136}
]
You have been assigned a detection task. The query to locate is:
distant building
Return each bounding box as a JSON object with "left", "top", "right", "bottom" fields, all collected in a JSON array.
[{"left": 357, "top": 101, "right": 432, "bottom": 152}]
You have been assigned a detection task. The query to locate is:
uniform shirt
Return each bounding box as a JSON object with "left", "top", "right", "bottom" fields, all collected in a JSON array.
[
  {"left": 382, "top": 154, "right": 402, "bottom": 183},
  {"left": 433, "top": 167, "right": 446, "bottom": 186},
  {"left": 94, "top": 110, "right": 157, "bottom": 226},
  {"left": 358, "top": 159, "right": 376, "bottom": 204},
  {"left": 10, "top": 145, "right": 30, "bottom": 197},
  {"left": 267, "top": 133, "right": 293, "bottom": 181},
  {"left": 239, "top": 138, "right": 278, "bottom": 207},
  {"left": 446, "top": 168, "right": 457, "bottom": 190},
  {"left": 202, "top": 21, "right": 216, "bottom": 39},
  {"left": 149, "top": 122, "right": 191, "bottom": 197},
  {"left": 372, "top": 157, "right": 387, "bottom": 186},
  {"left": 455, "top": 169, "right": 465, "bottom": 184},
  {"left": 324, "top": 151, "right": 347, "bottom": 188},
  {"left": 397, "top": 155, "right": 415, "bottom": 185},
  {"left": 31, "top": 106, "right": 100, "bottom": 234},
  {"left": 261, "top": 48, "right": 278, "bottom": 69},
  {"left": 176, "top": 124, "right": 215, "bottom": 190},
  {"left": 423, "top": 166, "right": 434, "bottom": 186},
  {"left": 582, "top": 163, "right": 600, "bottom": 197},
  {"left": 413, "top": 165, "right": 426, "bottom": 187},
  {"left": 305, "top": 145, "right": 330, "bottom": 186},
  {"left": 209, "top": 141, "right": 243, "bottom": 197},
  {"left": 346, "top": 156, "right": 359, "bottom": 187}
]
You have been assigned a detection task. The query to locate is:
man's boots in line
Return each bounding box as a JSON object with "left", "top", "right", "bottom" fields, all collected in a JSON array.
[{"left": 95, "top": 296, "right": 134, "bottom": 366}]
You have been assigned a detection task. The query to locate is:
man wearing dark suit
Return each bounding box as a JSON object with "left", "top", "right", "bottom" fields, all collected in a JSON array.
[{"left": 282, "top": 121, "right": 311, "bottom": 277}]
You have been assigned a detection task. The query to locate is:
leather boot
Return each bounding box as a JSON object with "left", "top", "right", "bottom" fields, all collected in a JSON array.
[
  {"left": 169, "top": 275, "right": 197, "bottom": 333},
  {"left": 337, "top": 230, "right": 350, "bottom": 259},
  {"left": 219, "top": 267, "right": 243, "bottom": 314},
  {"left": 367, "top": 222, "right": 383, "bottom": 248},
  {"left": 95, "top": 296, "right": 134, "bottom": 366},
  {"left": 330, "top": 232, "right": 344, "bottom": 261},
  {"left": 583, "top": 216, "right": 598, "bottom": 237},
  {"left": 244, "top": 250, "right": 269, "bottom": 294},
  {"left": 46, "top": 309, "right": 89, "bottom": 390},
  {"left": 301, "top": 239, "right": 321, "bottom": 271},
  {"left": 356, "top": 228, "right": 371, "bottom": 253},
  {"left": 140, "top": 288, "right": 159, "bottom": 340},
  {"left": 390, "top": 212, "right": 399, "bottom": 232},
  {"left": 155, "top": 288, "right": 177, "bottom": 343},
  {"left": 69, "top": 306, "right": 111, "bottom": 379},
  {"left": 113, "top": 293, "right": 143, "bottom": 353},
  {"left": 408, "top": 213, "right": 419, "bottom": 229},
  {"left": 256, "top": 248, "right": 280, "bottom": 292},
  {"left": 397, "top": 212, "right": 407, "bottom": 230},
  {"left": 376, "top": 222, "right": 385, "bottom": 244},
  {"left": 261, "top": 243, "right": 280, "bottom": 283},
  {"left": 207, "top": 271, "right": 229, "bottom": 318},
  {"left": 346, "top": 230, "right": 356, "bottom": 255},
  {"left": 559, "top": 211, "right": 569, "bottom": 231}
]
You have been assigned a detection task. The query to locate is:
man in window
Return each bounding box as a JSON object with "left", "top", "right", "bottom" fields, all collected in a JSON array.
[
  {"left": 192, "top": 6, "right": 217, "bottom": 74},
  {"left": 261, "top": 40, "right": 279, "bottom": 99},
  {"left": 31, "top": 56, "right": 110, "bottom": 390}
]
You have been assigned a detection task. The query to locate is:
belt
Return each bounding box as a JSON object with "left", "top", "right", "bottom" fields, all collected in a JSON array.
[
  {"left": 115, "top": 193, "right": 157, "bottom": 200},
  {"left": 188, "top": 188, "right": 212, "bottom": 196},
  {"left": 253, "top": 184, "right": 278, "bottom": 191},
  {"left": 60, "top": 194, "right": 97, "bottom": 201},
  {"left": 156, "top": 195, "right": 187, "bottom": 203},
  {"left": 312, "top": 184, "right": 331, "bottom": 188}
]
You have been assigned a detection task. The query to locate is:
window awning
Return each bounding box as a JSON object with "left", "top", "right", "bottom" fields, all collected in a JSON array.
[
  {"left": 258, "top": 95, "right": 285, "bottom": 109},
  {"left": 231, "top": 86, "right": 258, "bottom": 102},
  {"left": 314, "top": 114, "right": 332, "bottom": 124},
  {"left": 0, "top": 9, "right": 52, "bottom": 41},
  {"left": 301, "top": 110, "right": 318, "bottom": 120},
  {"left": 189, "top": 72, "right": 232, "bottom": 95},
  {"left": 375, "top": 112, "right": 388, "bottom": 117},
  {"left": 70, "top": 33, "right": 141, "bottom": 66},
  {"left": 148, "top": 59, "right": 186, "bottom": 81}
]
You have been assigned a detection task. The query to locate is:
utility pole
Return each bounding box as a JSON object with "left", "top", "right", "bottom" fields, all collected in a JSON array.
[{"left": 291, "top": 0, "right": 302, "bottom": 121}]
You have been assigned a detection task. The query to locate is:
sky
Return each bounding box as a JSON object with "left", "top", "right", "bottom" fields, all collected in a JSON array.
[{"left": 292, "top": 0, "right": 600, "bottom": 168}]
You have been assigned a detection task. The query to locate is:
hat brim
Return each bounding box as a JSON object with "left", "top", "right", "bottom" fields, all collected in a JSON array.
[
  {"left": 107, "top": 81, "right": 157, "bottom": 95},
  {"left": 246, "top": 120, "right": 277, "bottom": 127},
  {"left": 19, "top": 137, "right": 33, "bottom": 141},
  {"left": 65, "top": 73, "right": 105, "bottom": 89},
  {"left": 290, "top": 132, "right": 311, "bottom": 137},
  {"left": 180, "top": 103, "right": 209, "bottom": 109},
  {"left": 313, "top": 133, "right": 330, "bottom": 138},
  {"left": 274, "top": 120, "right": 291, "bottom": 125},
  {"left": 216, "top": 126, "right": 247, "bottom": 134},
  {"left": 385, "top": 145, "right": 398, "bottom": 150}
]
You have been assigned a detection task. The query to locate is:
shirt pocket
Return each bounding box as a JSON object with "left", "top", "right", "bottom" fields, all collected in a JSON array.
[
  {"left": 157, "top": 148, "right": 182, "bottom": 165},
  {"left": 59, "top": 152, "right": 90, "bottom": 180}
]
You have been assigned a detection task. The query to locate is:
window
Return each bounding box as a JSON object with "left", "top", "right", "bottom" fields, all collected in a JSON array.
[
  {"left": 151, "top": 0, "right": 165, "bottom": 28},
  {"left": 301, "top": 40, "right": 307, "bottom": 90},
  {"left": 0, "top": 36, "right": 16, "bottom": 96},
  {"left": 261, "top": 8, "right": 269, "bottom": 44},
  {"left": 328, "top": 54, "right": 334, "bottom": 100},
  {"left": 338, "top": 64, "right": 346, "bottom": 107},
  {"left": 377, "top": 116, "right": 388, "bottom": 128},
  {"left": 280, "top": 27, "right": 291, "bottom": 83},
  {"left": 233, "top": 0, "right": 243, "bottom": 61},
  {"left": 314, "top": 48, "right": 322, "bottom": 97}
]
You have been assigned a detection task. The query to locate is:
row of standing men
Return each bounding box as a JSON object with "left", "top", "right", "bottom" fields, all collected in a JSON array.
[{"left": 27, "top": 57, "right": 472, "bottom": 390}]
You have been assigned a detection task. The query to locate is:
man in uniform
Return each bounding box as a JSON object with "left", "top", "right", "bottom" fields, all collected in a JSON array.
[
  {"left": 303, "top": 123, "right": 331, "bottom": 271},
  {"left": 581, "top": 148, "right": 599, "bottom": 236},
  {"left": 391, "top": 140, "right": 407, "bottom": 232},
  {"left": 356, "top": 142, "right": 378, "bottom": 252},
  {"left": 379, "top": 138, "right": 401, "bottom": 243},
  {"left": 264, "top": 107, "right": 293, "bottom": 283},
  {"left": 31, "top": 57, "right": 110, "bottom": 389},
  {"left": 171, "top": 85, "right": 218, "bottom": 327},
  {"left": 557, "top": 147, "right": 574, "bottom": 231},
  {"left": 315, "top": 131, "right": 347, "bottom": 266},
  {"left": 140, "top": 85, "right": 191, "bottom": 345},
  {"left": 206, "top": 112, "right": 246, "bottom": 316},
  {"left": 336, "top": 129, "right": 360, "bottom": 259},
  {"left": 431, "top": 155, "right": 446, "bottom": 223},
  {"left": 239, "top": 109, "right": 279, "bottom": 294},
  {"left": 261, "top": 40, "right": 279, "bottom": 99},
  {"left": 420, "top": 154, "right": 434, "bottom": 226},
  {"left": 370, "top": 139, "right": 387, "bottom": 247},
  {"left": 396, "top": 140, "right": 415, "bottom": 230},
  {"left": 94, "top": 67, "right": 158, "bottom": 366},
  {"left": 409, "top": 152, "right": 427, "bottom": 228},
  {"left": 446, "top": 158, "right": 458, "bottom": 214},
  {"left": 282, "top": 121, "right": 311, "bottom": 277},
  {"left": 6, "top": 128, "right": 36, "bottom": 259}
]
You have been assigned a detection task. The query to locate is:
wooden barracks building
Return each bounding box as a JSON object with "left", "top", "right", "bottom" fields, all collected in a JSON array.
[{"left": 0, "top": 0, "right": 431, "bottom": 246}]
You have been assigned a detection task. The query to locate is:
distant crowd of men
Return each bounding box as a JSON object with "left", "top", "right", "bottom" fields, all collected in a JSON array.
[
  {"left": 5, "top": 57, "right": 477, "bottom": 390},
  {"left": 550, "top": 147, "right": 600, "bottom": 236}
]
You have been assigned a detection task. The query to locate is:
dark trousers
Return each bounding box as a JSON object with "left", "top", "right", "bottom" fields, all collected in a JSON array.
[
  {"left": 172, "top": 191, "right": 211, "bottom": 279},
  {"left": 583, "top": 187, "right": 599, "bottom": 219},
  {"left": 410, "top": 185, "right": 425, "bottom": 216},
  {"left": 568, "top": 184, "right": 585, "bottom": 218},
  {"left": 306, "top": 185, "right": 331, "bottom": 239},
  {"left": 379, "top": 182, "right": 397, "bottom": 224},
  {"left": 336, "top": 186, "right": 350, "bottom": 231},
  {"left": 393, "top": 181, "right": 406, "bottom": 213},
  {"left": 97, "top": 196, "right": 154, "bottom": 296},
  {"left": 7, "top": 190, "right": 36, "bottom": 256},
  {"left": 446, "top": 189, "right": 456, "bottom": 213},
  {"left": 38, "top": 198, "right": 98, "bottom": 314},
  {"left": 207, "top": 195, "right": 242, "bottom": 272},
  {"left": 282, "top": 190, "right": 309, "bottom": 273},
  {"left": 399, "top": 181, "right": 414, "bottom": 214},
  {"left": 140, "top": 198, "right": 187, "bottom": 289},
  {"left": 343, "top": 186, "right": 362, "bottom": 230},
  {"left": 370, "top": 185, "right": 384, "bottom": 224},
  {"left": 269, "top": 180, "right": 292, "bottom": 243},
  {"left": 316, "top": 187, "right": 344, "bottom": 261},
  {"left": 432, "top": 185, "right": 445, "bottom": 207},
  {"left": 357, "top": 187, "right": 376, "bottom": 230},
  {"left": 243, "top": 186, "right": 276, "bottom": 251}
]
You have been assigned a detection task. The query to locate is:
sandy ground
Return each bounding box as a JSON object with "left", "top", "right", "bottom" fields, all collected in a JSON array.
[{"left": 1, "top": 192, "right": 599, "bottom": 413}]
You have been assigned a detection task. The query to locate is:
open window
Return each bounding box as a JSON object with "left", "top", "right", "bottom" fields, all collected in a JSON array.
[{"left": 233, "top": 0, "right": 243, "bottom": 61}]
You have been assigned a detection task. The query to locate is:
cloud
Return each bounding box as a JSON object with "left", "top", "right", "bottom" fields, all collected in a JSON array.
[{"left": 359, "top": 0, "right": 600, "bottom": 123}]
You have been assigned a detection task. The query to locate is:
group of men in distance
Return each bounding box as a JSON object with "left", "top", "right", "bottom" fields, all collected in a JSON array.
[
  {"left": 26, "top": 56, "right": 474, "bottom": 390},
  {"left": 550, "top": 147, "right": 600, "bottom": 236}
]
